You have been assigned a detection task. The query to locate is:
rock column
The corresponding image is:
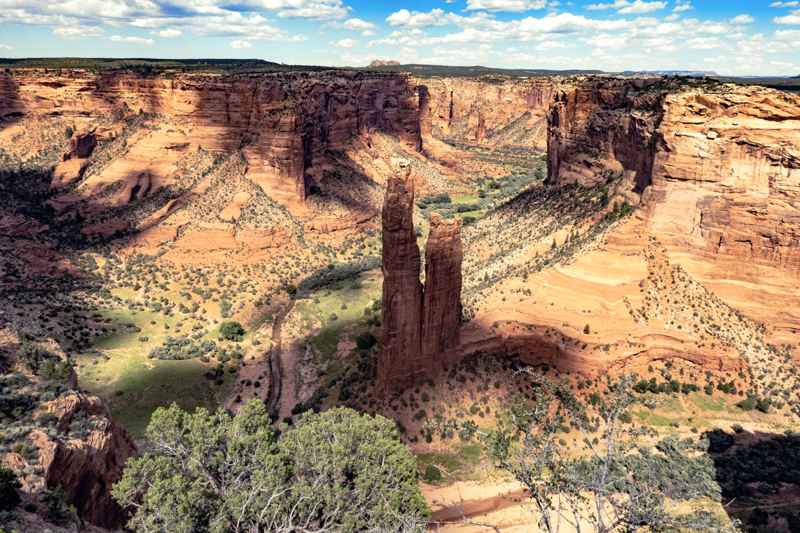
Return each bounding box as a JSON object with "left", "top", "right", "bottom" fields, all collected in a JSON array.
[{"left": 379, "top": 165, "right": 464, "bottom": 392}]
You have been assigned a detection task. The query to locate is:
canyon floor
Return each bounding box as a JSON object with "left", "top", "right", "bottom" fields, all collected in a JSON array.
[{"left": 2, "top": 68, "right": 800, "bottom": 531}]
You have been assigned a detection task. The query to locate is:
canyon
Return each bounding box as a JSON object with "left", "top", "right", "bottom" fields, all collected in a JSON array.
[{"left": 1, "top": 65, "right": 800, "bottom": 530}]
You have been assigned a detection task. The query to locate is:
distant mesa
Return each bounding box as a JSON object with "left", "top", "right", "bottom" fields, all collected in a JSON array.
[{"left": 368, "top": 59, "right": 400, "bottom": 68}]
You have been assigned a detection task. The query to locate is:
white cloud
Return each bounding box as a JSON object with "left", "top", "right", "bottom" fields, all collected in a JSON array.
[
  {"left": 387, "top": 9, "right": 449, "bottom": 28},
  {"left": 53, "top": 25, "right": 104, "bottom": 38},
  {"left": 770, "top": 1, "right": 799, "bottom": 7},
  {"left": 730, "top": 14, "right": 754, "bottom": 25},
  {"left": 342, "top": 17, "right": 374, "bottom": 31},
  {"left": 774, "top": 11, "right": 800, "bottom": 24},
  {"left": 587, "top": 0, "right": 666, "bottom": 14},
  {"left": 0, "top": 44, "right": 12, "bottom": 50},
  {"left": 465, "top": 0, "right": 548, "bottom": 12},
  {"left": 673, "top": 1, "right": 692, "bottom": 13},
  {"left": 156, "top": 27, "right": 182, "bottom": 37},
  {"left": 230, "top": 39, "right": 252, "bottom": 49},
  {"left": 333, "top": 38, "right": 356, "bottom": 48},
  {"left": 110, "top": 34, "right": 154, "bottom": 45}
]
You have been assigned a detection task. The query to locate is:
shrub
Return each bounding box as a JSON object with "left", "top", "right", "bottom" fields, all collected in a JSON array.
[
  {"left": 423, "top": 465, "right": 443, "bottom": 483},
  {"left": 736, "top": 397, "right": 756, "bottom": 411},
  {"left": 219, "top": 321, "right": 245, "bottom": 341},
  {"left": 0, "top": 467, "right": 21, "bottom": 512},
  {"left": 113, "top": 403, "right": 429, "bottom": 532},
  {"left": 355, "top": 332, "right": 377, "bottom": 351}
]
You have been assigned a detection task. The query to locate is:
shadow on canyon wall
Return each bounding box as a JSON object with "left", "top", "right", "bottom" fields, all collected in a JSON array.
[
  {"left": 705, "top": 428, "right": 800, "bottom": 532},
  {"left": 0, "top": 72, "right": 22, "bottom": 132}
]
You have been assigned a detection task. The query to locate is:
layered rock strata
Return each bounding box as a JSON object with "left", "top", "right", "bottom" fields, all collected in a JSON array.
[
  {"left": 416, "top": 76, "right": 558, "bottom": 149},
  {"left": 548, "top": 78, "right": 800, "bottom": 273},
  {"left": 0, "top": 69, "right": 422, "bottom": 205},
  {"left": 379, "top": 166, "right": 463, "bottom": 391}
]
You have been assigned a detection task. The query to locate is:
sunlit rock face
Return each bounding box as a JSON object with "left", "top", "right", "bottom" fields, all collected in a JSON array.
[{"left": 547, "top": 78, "right": 800, "bottom": 274}]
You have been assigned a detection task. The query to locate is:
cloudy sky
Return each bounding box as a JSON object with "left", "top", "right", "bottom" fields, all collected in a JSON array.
[{"left": 1, "top": 1, "right": 799, "bottom": 75}]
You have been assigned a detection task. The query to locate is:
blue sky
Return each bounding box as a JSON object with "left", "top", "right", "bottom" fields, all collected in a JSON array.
[{"left": 1, "top": 1, "right": 799, "bottom": 75}]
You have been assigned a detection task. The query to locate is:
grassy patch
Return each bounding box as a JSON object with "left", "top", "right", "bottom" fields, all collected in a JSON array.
[
  {"left": 634, "top": 410, "right": 673, "bottom": 427},
  {"left": 416, "top": 442, "right": 484, "bottom": 484},
  {"left": 691, "top": 394, "right": 728, "bottom": 412}
]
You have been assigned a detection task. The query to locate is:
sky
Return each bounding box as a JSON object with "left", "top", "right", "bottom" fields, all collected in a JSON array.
[{"left": 0, "top": 1, "right": 799, "bottom": 76}]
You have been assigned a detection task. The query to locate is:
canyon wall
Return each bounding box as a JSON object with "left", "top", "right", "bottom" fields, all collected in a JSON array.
[
  {"left": 416, "top": 77, "right": 557, "bottom": 149},
  {"left": 0, "top": 69, "right": 422, "bottom": 205},
  {"left": 379, "top": 166, "right": 463, "bottom": 391},
  {"left": 548, "top": 78, "right": 800, "bottom": 273}
]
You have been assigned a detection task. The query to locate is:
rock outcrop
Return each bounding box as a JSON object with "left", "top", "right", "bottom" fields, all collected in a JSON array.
[
  {"left": 422, "top": 214, "right": 463, "bottom": 368},
  {"left": 52, "top": 129, "right": 98, "bottom": 189},
  {"left": 547, "top": 78, "right": 800, "bottom": 273},
  {"left": 36, "top": 393, "right": 137, "bottom": 528},
  {"left": 379, "top": 165, "right": 464, "bottom": 391}
]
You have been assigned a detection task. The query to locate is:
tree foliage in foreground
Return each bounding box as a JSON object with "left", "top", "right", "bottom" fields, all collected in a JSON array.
[
  {"left": 484, "top": 373, "right": 737, "bottom": 533},
  {"left": 112, "top": 402, "right": 428, "bottom": 533}
]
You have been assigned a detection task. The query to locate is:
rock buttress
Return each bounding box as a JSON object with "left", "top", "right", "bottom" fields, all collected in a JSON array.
[
  {"left": 422, "top": 213, "right": 463, "bottom": 368},
  {"left": 379, "top": 166, "right": 426, "bottom": 389}
]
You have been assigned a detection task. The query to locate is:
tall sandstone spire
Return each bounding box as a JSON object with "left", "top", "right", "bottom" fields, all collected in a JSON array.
[
  {"left": 422, "top": 213, "right": 463, "bottom": 367},
  {"left": 379, "top": 165, "right": 426, "bottom": 389},
  {"left": 379, "top": 165, "right": 463, "bottom": 392}
]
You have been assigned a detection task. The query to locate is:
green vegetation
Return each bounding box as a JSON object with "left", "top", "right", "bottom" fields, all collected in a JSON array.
[
  {"left": 113, "top": 402, "right": 428, "bottom": 532},
  {"left": 0, "top": 467, "right": 21, "bottom": 512},
  {"left": 0, "top": 58, "right": 332, "bottom": 73},
  {"left": 485, "top": 374, "right": 736, "bottom": 532},
  {"left": 219, "top": 321, "right": 245, "bottom": 341}
]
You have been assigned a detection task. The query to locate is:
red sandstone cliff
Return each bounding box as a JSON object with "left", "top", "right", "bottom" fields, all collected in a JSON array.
[
  {"left": 547, "top": 78, "right": 800, "bottom": 273},
  {"left": 379, "top": 164, "right": 426, "bottom": 389},
  {"left": 0, "top": 69, "right": 422, "bottom": 206},
  {"left": 416, "top": 76, "right": 557, "bottom": 149}
]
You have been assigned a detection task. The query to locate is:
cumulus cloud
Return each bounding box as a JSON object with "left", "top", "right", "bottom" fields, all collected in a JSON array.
[
  {"left": 774, "top": 10, "right": 800, "bottom": 24},
  {"left": 587, "top": 0, "right": 666, "bottom": 14},
  {"left": 770, "top": 1, "right": 799, "bottom": 7},
  {"left": 0, "top": 44, "right": 13, "bottom": 50},
  {"left": 53, "top": 25, "right": 104, "bottom": 38},
  {"left": 156, "top": 27, "right": 182, "bottom": 37},
  {"left": 465, "top": 0, "right": 548, "bottom": 12},
  {"left": 334, "top": 38, "right": 357, "bottom": 48},
  {"left": 230, "top": 39, "right": 252, "bottom": 49},
  {"left": 730, "top": 14, "right": 754, "bottom": 25},
  {"left": 386, "top": 9, "right": 449, "bottom": 28},
  {"left": 110, "top": 34, "right": 154, "bottom": 45},
  {"left": 673, "top": 1, "right": 693, "bottom": 13},
  {"left": 342, "top": 17, "right": 374, "bottom": 31}
]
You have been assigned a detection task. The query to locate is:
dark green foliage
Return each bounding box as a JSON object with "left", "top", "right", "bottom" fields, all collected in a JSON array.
[
  {"left": 423, "top": 465, "right": 443, "bottom": 483},
  {"left": 148, "top": 336, "right": 217, "bottom": 360},
  {"left": 736, "top": 396, "right": 756, "bottom": 411},
  {"left": 17, "top": 342, "right": 57, "bottom": 375},
  {"left": 355, "top": 332, "right": 377, "bottom": 351},
  {"left": 41, "top": 487, "right": 77, "bottom": 526},
  {"left": 113, "top": 402, "right": 428, "bottom": 532},
  {"left": 417, "top": 193, "right": 451, "bottom": 208},
  {"left": 219, "top": 321, "right": 245, "bottom": 341},
  {"left": 0, "top": 467, "right": 21, "bottom": 512}
]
